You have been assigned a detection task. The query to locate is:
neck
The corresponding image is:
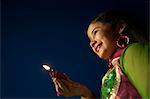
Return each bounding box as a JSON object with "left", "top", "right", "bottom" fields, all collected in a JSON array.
[{"left": 108, "top": 49, "right": 123, "bottom": 68}]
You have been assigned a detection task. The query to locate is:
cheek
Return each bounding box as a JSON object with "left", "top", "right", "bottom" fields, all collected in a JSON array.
[
  {"left": 103, "top": 33, "right": 117, "bottom": 47},
  {"left": 107, "top": 42, "right": 117, "bottom": 57},
  {"left": 102, "top": 37, "right": 117, "bottom": 54}
]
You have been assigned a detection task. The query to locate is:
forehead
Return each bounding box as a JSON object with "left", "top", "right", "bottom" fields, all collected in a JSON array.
[
  {"left": 87, "top": 22, "right": 111, "bottom": 39},
  {"left": 87, "top": 22, "right": 103, "bottom": 34}
]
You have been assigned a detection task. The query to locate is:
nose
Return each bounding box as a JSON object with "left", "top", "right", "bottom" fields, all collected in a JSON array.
[{"left": 90, "top": 41, "right": 97, "bottom": 48}]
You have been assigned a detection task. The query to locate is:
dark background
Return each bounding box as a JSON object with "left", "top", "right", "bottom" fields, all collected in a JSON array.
[{"left": 2, "top": 0, "right": 149, "bottom": 98}]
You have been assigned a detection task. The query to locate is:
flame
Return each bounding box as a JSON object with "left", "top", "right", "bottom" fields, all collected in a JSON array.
[{"left": 42, "top": 64, "right": 51, "bottom": 71}]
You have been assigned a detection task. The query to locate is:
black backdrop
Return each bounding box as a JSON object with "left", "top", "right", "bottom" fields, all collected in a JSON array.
[{"left": 2, "top": 0, "right": 149, "bottom": 98}]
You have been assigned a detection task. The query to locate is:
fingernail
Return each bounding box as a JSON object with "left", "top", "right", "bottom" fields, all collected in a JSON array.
[{"left": 57, "top": 92, "right": 61, "bottom": 96}]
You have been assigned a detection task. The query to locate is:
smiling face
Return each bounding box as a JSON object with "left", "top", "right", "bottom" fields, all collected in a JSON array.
[{"left": 87, "top": 22, "right": 120, "bottom": 59}]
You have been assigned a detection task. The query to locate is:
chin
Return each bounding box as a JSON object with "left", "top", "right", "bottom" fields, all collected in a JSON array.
[
  {"left": 98, "top": 50, "right": 113, "bottom": 60},
  {"left": 98, "top": 54, "right": 110, "bottom": 60}
]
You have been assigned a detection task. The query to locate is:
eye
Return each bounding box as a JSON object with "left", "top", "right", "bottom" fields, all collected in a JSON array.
[
  {"left": 93, "top": 30, "right": 98, "bottom": 35},
  {"left": 91, "top": 30, "right": 98, "bottom": 39}
]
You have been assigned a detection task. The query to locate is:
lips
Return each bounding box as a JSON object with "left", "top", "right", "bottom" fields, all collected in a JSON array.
[{"left": 95, "top": 43, "right": 102, "bottom": 52}]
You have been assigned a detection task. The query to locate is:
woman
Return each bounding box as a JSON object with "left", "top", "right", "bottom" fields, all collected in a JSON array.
[{"left": 50, "top": 10, "right": 149, "bottom": 99}]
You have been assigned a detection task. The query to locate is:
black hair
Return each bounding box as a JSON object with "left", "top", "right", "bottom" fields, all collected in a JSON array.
[{"left": 90, "top": 10, "right": 149, "bottom": 43}]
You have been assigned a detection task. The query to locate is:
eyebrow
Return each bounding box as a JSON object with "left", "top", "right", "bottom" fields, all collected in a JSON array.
[
  {"left": 91, "top": 27, "right": 98, "bottom": 35},
  {"left": 91, "top": 27, "right": 102, "bottom": 34},
  {"left": 90, "top": 27, "right": 101, "bottom": 39},
  {"left": 88, "top": 27, "right": 96, "bottom": 40}
]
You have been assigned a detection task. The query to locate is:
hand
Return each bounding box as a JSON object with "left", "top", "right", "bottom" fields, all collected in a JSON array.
[{"left": 51, "top": 73, "right": 95, "bottom": 98}]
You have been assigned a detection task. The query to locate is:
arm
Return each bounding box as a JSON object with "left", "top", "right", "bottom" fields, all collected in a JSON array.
[{"left": 120, "top": 43, "right": 149, "bottom": 98}]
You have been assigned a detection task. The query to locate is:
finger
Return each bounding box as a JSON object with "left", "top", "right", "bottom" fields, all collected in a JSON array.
[
  {"left": 52, "top": 77, "right": 72, "bottom": 96},
  {"left": 61, "top": 74, "right": 74, "bottom": 83},
  {"left": 55, "top": 79, "right": 69, "bottom": 91},
  {"left": 55, "top": 85, "right": 63, "bottom": 96},
  {"left": 61, "top": 79, "right": 74, "bottom": 87},
  {"left": 52, "top": 78, "right": 59, "bottom": 92},
  {"left": 59, "top": 79, "right": 74, "bottom": 93},
  {"left": 52, "top": 78, "right": 64, "bottom": 96},
  {"left": 56, "top": 79, "right": 73, "bottom": 97},
  {"left": 62, "top": 73, "right": 70, "bottom": 80},
  {"left": 49, "top": 71, "right": 55, "bottom": 77},
  {"left": 62, "top": 73, "right": 69, "bottom": 79},
  {"left": 55, "top": 80, "right": 67, "bottom": 96}
]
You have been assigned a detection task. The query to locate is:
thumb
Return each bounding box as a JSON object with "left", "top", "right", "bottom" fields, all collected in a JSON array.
[{"left": 62, "top": 73, "right": 74, "bottom": 83}]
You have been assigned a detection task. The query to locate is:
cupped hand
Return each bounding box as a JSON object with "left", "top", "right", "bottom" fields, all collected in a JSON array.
[{"left": 51, "top": 73, "right": 95, "bottom": 98}]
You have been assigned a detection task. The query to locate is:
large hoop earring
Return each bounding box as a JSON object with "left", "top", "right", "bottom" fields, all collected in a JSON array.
[{"left": 116, "top": 35, "right": 129, "bottom": 49}]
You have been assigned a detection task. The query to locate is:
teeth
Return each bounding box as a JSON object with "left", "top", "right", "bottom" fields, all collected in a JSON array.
[
  {"left": 96, "top": 45, "right": 100, "bottom": 52},
  {"left": 97, "top": 46, "right": 99, "bottom": 52},
  {"left": 96, "top": 43, "right": 102, "bottom": 52}
]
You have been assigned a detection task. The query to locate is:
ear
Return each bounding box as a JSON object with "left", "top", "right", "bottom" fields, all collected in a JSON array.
[{"left": 116, "top": 20, "right": 127, "bottom": 34}]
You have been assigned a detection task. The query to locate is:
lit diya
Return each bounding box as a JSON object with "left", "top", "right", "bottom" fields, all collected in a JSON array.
[{"left": 42, "top": 64, "right": 67, "bottom": 80}]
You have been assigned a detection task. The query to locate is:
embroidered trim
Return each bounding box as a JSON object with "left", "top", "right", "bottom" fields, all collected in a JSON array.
[{"left": 101, "top": 57, "right": 121, "bottom": 99}]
